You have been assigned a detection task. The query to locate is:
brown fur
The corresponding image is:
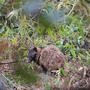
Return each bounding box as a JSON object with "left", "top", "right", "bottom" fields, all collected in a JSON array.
[{"left": 27, "top": 45, "right": 66, "bottom": 72}]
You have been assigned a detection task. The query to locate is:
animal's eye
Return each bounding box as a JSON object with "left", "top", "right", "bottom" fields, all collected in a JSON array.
[
  {"left": 35, "top": 53, "right": 37, "bottom": 56},
  {"left": 33, "top": 47, "right": 37, "bottom": 52}
]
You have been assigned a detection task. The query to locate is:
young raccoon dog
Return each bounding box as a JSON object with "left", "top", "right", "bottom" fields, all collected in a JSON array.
[{"left": 27, "top": 45, "right": 66, "bottom": 73}]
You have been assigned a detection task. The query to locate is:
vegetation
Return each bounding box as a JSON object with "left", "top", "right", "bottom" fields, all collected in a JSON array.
[{"left": 0, "top": 0, "right": 90, "bottom": 90}]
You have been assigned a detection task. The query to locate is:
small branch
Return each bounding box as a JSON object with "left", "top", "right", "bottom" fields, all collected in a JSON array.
[
  {"left": 0, "top": 73, "right": 17, "bottom": 90},
  {"left": 67, "top": 4, "right": 75, "bottom": 16},
  {"left": 0, "top": 61, "right": 17, "bottom": 65},
  {"left": 0, "top": 61, "right": 22, "bottom": 65},
  {"left": 67, "top": 0, "right": 79, "bottom": 16}
]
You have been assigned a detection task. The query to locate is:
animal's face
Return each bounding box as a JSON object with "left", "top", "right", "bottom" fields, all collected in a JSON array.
[{"left": 27, "top": 46, "right": 37, "bottom": 63}]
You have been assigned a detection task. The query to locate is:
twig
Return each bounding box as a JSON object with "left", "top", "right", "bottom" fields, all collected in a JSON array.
[
  {"left": 69, "top": 76, "right": 75, "bottom": 87},
  {"left": 0, "top": 61, "right": 18, "bottom": 65},
  {"left": 67, "top": 0, "right": 79, "bottom": 16},
  {"left": 0, "top": 73, "right": 17, "bottom": 90},
  {"left": 0, "top": 60, "right": 26, "bottom": 65}
]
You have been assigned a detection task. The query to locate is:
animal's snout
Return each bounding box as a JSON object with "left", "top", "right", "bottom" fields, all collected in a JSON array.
[
  {"left": 34, "top": 53, "right": 37, "bottom": 56},
  {"left": 27, "top": 54, "right": 32, "bottom": 63}
]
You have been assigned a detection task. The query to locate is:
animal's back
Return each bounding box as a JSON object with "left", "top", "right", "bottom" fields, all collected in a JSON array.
[{"left": 39, "top": 45, "right": 65, "bottom": 72}]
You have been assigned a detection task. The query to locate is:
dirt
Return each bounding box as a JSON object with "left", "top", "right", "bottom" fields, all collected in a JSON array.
[{"left": 0, "top": 59, "right": 90, "bottom": 90}]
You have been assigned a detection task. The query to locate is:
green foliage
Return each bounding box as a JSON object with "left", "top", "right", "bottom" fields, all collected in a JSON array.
[
  {"left": 0, "top": 0, "right": 90, "bottom": 86},
  {"left": 15, "top": 63, "right": 39, "bottom": 84},
  {"left": 56, "top": 68, "right": 66, "bottom": 77},
  {"left": 0, "top": 0, "right": 5, "bottom": 3},
  {"left": 56, "top": 14, "right": 89, "bottom": 61},
  {"left": 84, "top": 59, "right": 90, "bottom": 66},
  {"left": 71, "top": 66, "right": 75, "bottom": 74},
  {"left": 12, "top": 47, "right": 39, "bottom": 84},
  {"left": 45, "top": 83, "right": 51, "bottom": 90}
]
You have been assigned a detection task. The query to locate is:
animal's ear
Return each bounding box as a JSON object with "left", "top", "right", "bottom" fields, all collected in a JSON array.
[{"left": 33, "top": 46, "right": 37, "bottom": 52}]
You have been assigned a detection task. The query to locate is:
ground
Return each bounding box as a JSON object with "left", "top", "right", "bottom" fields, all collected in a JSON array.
[{"left": 0, "top": 58, "right": 90, "bottom": 90}]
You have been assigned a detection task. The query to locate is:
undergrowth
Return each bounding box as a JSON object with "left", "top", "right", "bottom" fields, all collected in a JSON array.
[{"left": 0, "top": 0, "right": 90, "bottom": 86}]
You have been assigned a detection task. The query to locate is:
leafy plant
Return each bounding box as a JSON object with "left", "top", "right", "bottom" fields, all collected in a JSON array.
[
  {"left": 56, "top": 68, "right": 66, "bottom": 77},
  {"left": 45, "top": 83, "right": 51, "bottom": 90}
]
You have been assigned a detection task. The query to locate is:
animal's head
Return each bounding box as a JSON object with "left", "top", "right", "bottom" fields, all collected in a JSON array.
[{"left": 27, "top": 46, "right": 37, "bottom": 63}]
